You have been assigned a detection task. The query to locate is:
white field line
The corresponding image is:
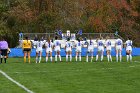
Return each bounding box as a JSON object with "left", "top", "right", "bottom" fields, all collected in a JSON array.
[{"left": 0, "top": 69, "right": 34, "bottom": 93}]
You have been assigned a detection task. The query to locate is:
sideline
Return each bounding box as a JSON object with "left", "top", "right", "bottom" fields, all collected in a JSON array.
[{"left": 0, "top": 69, "right": 34, "bottom": 93}]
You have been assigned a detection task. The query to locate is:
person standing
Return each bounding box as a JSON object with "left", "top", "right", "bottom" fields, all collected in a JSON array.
[
  {"left": 125, "top": 38, "right": 133, "bottom": 62},
  {"left": 115, "top": 38, "right": 123, "bottom": 62},
  {"left": 65, "top": 38, "right": 72, "bottom": 62},
  {"left": 22, "top": 37, "right": 32, "bottom": 63},
  {"left": 105, "top": 37, "right": 112, "bottom": 62},
  {"left": 75, "top": 38, "right": 82, "bottom": 62},
  {"left": 0, "top": 38, "right": 9, "bottom": 63},
  {"left": 45, "top": 38, "right": 53, "bottom": 62}
]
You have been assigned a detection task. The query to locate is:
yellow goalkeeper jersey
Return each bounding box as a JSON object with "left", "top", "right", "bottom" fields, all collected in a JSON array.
[{"left": 22, "top": 40, "right": 31, "bottom": 49}]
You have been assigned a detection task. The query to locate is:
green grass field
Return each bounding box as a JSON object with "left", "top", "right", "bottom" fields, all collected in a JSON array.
[{"left": 0, "top": 56, "right": 140, "bottom": 93}]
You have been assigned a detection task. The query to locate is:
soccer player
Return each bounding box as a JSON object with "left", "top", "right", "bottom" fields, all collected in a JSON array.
[
  {"left": 105, "top": 36, "right": 112, "bottom": 62},
  {"left": 22, "top": 36, "right": 32, "bottom": 63},
  {"left": 125, "top": 38, "right": 133, "bottom": 62},
  {"left": 86, "top": 38, "right": 94, "bottom": 62},
  {"left": 45, "top": 38, "right": 53, "bottom": 62},
  {"left": 115, "top": 38, "right": 123, "bottom": 62},
  {"left": 65, "top": 38, "right": 72, "bottom": 62},
  {"left": 0, "top": 38, "right": 9, "bottom": 63},
  {"left": 53, "top": 36, "right": 62, "bottom": 62},
  {"left": 35, "top": 38, "right": 44, "bottom": 63},
  {"left": 75, "top": 38, "right": 82, "bottom": 62},
  {"left": 96, "top": 37, "right": 104, "bottom": 62}
]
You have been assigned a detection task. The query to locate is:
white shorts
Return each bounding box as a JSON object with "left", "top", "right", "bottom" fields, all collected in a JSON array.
[
  {"left": 66, "top": 48, "right": 72, "bottom": 52},
  {"left": 87, "top": 47, "right": 94, "bottom": 52},
  {"left": 98, "top": 46, "right": 104, "bottom": 51},
  {"left": 46, "top": 48, "right": 52, "bottom": 53},
  {"left": 76, "top": 48, "right": 81, "bottom": 52},
  {"left": 126, "top": 46, "right": 132, "bottom": 51},
  {"left": 116, "top": 46, "right": 122, "bottom": 51},
  {"left": 36, "top": 48, "right": 43, "bottom": 53},
  {"left": 106, "top": 46, "right": 111, "bottom": 51},
  {"left": 55, "top": 47, "right": 61, "bottom": 52}
]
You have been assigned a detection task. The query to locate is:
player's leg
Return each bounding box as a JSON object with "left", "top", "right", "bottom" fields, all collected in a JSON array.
[
  {"left": 4, "top": 49, "right": 8, "bottom": 63},
  {"left": 39, "top": 51, "right": 42, "bottom": 63},
  {"left": 27, "top": 51, "right": 31, "bottom": 63},
  {"left": 1, "top": 50, "right": 3, "bottom": 63},
  {"left": 24, "top": 51, "right": 27, "bottom": 63},
  {"left": 96, "top": 51, "right": 99, "bottom": 61},
  {"left": 86, "top": 51, "right": 89, "bottom": 62},
  {"left": 50, "top": 52, "right": 53, "bottom": 62},
  {"left": 119, "top": 49, "right": 122, "bottom": 62},
  {"left": 116, "top": 49, "right": 118, "bottom": 62},
  {"left": 107, "top": 50, "right": 110, "bottom": 62},
  {"left": 109, "top": 50, "right": 112, "bottom": 62},
  {"left": 129, "top": 50, "right": 132, "bottom": 62},
  {"left": 75, "top": 51, "right": 78, "bottom": 62},
  {"left": 36, "top": 51, "right": 39, "bottom": 63},
  {"left": 101, "top": 50, "right": 103, "bottom": 62},
  {"left": 79, "top": 52, "right": 81, "bottom": 62},
  {"left": 66, "top": 51, "right": 68, "bottom": 62},
  {"left": 69, "top": 51, "right": 72, "bottom": 62},
  {"left": 58, "top": 51, "right": 61, "bottom": 62},
  {"left": 46, "top": 52, "right": 48, "bottom": 62},
  {"left": 91, "top": 50, "right": 93, "bottom": 62},
  {"left": 126, "top": 50, "right": 129, "bottom": 62}
]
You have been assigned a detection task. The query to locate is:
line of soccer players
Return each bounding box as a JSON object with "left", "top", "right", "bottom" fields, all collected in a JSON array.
[{"left": 22, "top": 36, "right": 133, "bottom": 63}]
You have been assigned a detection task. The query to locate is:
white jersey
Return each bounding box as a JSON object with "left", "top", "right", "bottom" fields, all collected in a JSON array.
[
  {"left": 36, "top": 41, "right": 44, "bottom": 52},
  {"left": 45, "top": 42, "right": 53, "bottom": 53},
  {"left": 105, "top": 40, "right": 112, "bottom": 51},
  {"left": 75, "top": 41, "right": 82, "bottom": 52},
  {"left": 125, "top": 40, "right": 132, "bottom": 51},
  {"left": 97, "top": 40, "right": 104, "bottom": 51},
  {"left": 65, "top": 41, "right": 72, "bottom": 52},
  {"left": 115, "top": 39, "right": 123, "bottom": 50},
  {"left": 87, "top": 40, "right": 94, "bottom": 52},
  {"left": 54, "top": 40, "right": 61, "bottom": 51}
]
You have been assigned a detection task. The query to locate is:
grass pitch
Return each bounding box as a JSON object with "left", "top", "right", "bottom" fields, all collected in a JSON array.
[{"left": 0, "top": 56, "right": 140, "bottom": 93}]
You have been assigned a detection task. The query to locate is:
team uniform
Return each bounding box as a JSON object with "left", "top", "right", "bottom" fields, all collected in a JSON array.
[
  {"left": 65, "top": 41, "right": 72, "bottom": 61},
  {"left": 35, "top": 41, "right": 44, "bottom": 63},
  {"left": 45, "top": 42, "right": 53, "bottom": 62},
  {"left": 75, "top": 41, "right": 83, "bottom": 61},
  {"left": 105, "top": 40, "right": 112, "bottom": 62},
  {"left": 96, "top": 39, "right": 104, "bottom": 61},
  {"left": 86, "top": 40, "right": 94, "bottom": 62},
  {"left": 0, "top": 41, "right": 8, "bottom": 63},
  {"left": 125, "top": 40, "right": 133, "bottom": 62},
  {"left": 54, "top": 40, "right": 61, "bottom": 62},
  {"left": 22, "top": 40, "right": 32, "bottom": 63},
  {"left": 115, "top": 38, "right": 123, "bottom": 62}
]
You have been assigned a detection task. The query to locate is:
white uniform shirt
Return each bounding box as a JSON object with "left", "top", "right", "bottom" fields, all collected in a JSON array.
[
  {"left": 125, "top": 40, "right": 132, "bottom": 51},
  {"left": 115, "top": 38, "right": 123, "bottom": 50},
  {"left": 54, "top": 40, "right": 61, "bottom": 51},
  {"left": 36, "top": 41, "right": 44, "bottom": 52},
  {"left": 75, "top": 41, "right": 82, "bottom": 52},
  {"left": 45, "top": 42, "right": 53, "bottom": 52},
  {"left": 87, "top": 40, "right": 94, "bottom": 52},
  {"left": 65, "top": 41, "right": 72, "bottom": 51},
  {"left": 97, "top": 40, "right": 104, "bottom": 51},
  {"left": 105, "top": 40, "right": 112, "bottom": 51}
]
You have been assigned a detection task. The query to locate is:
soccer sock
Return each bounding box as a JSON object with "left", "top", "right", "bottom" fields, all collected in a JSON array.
[
  {"left": 50, "top": 56, "right": 52, "bottom": 62},
  {"left": 107, "top": 55, "right": 109, "bottom": 62},
  {"left": 70, "top": 55, "right": 72, "bottom": 62},
  {"left": 116, "top": 54, "right": 118, "bottom": 62},
  {"left": 129, "top": 54, "right": 132, "bottom": 62},
  {"left": 66, "top": 55, "right": 68, "bottom": 62},
  {"left": 28, "top": 56, "right": 30, "bottom": 63},
  {"left": 110, "top": 55, "right": 112, "bottom": 62},
  {"left": 39, "top": 57, "right": 41, "bottom": 63},
  {"left": 86, "top": 55, "right": 88, "bottom": 62},
  {"left": 59, "top": 55, "right": 61, "bottom": 61},
  {"left": 1, "top": 58, "right": 2, "bottom": 63},
  {"left": 36, "top": 57, "right": 38, "bottom": 63},
  {"left": 76, "top": 55, "right": 77, "bottom": 61},
  {"left": 96, "top": 55, "right": 98, "bottom": 61},
  {"left": 4, "top": 58, "right": 6, "bottom": 63},
  {"left": 46, "top": 57, "right": 48, "bottom": 62},
  {"left": 24, "top": 56, "right": 26, "bottom": 63},
  {"left": 126, "top": 55, "right": 129, "bottom": 62},
  {"left": 55, "top": 55, "right": 57, "bottom": 61},
  {"left": 101, "top": 54, "right": 103, "bottom": 61}
]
